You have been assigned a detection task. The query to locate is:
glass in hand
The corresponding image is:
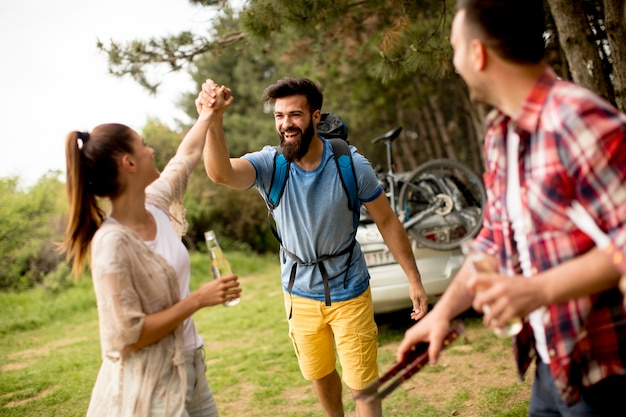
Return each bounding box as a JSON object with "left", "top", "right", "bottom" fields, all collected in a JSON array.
[{"left": 460, "top": 240, "right": 522, "bottom": 337}]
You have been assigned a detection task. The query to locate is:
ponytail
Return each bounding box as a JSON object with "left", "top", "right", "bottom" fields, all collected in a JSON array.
[
  {"left": 60, "top": 123, "right": 135, "bottom": 276},
  {"left": 60, "top": 131, "right": 105, "bottom": 276}
]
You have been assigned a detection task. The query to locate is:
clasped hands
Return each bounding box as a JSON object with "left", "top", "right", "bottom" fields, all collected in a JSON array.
[{"left": 195, "top": 79, "right": 233, "bottom": 115}]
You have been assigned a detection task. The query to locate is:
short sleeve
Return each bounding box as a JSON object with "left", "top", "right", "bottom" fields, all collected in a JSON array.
[{"left": 241, "top": 145, "right": 276, "bottom": 199}]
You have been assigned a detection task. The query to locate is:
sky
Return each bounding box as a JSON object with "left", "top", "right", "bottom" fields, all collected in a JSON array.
[{"left": 0, "top": 0, "right": 217, "bottom": 187}]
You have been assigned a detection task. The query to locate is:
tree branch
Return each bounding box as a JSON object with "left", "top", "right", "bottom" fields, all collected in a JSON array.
[{"left": 97, "top": 31, "right": 246, "bottom": 93}]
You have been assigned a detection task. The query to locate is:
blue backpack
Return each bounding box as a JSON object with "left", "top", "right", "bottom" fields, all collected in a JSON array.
[{"left": 265, "top": 113, "right": 360, "bottom": 312}]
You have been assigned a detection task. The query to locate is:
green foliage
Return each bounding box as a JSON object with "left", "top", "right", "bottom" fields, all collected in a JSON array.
[
  {"left": 0, "top": 173, "right": 67, "bottom": 291},
  {"left": 235, "top": 0, "right": 480, "bottom": 171},
  {"left": 142, "top": 117, "right": 182, "bottom": 170},
  {"left": 42, "top": 263, "right": 74, "bottom": 293},
  {"left": 183, "top": 172, "right": 277, "bottom": 253},
  {"left": 240, "top": 0, "right": 456, "bottom": 81}
]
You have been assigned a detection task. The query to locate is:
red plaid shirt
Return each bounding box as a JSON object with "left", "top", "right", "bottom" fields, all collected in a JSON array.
[{"left": 474, "top": 67, "right": 626, "bottom": 405}]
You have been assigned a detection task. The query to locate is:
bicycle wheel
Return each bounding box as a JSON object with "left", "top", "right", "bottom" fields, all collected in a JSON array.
[{"left": 398, "top": 159, "right": 486, "bottom": 250}]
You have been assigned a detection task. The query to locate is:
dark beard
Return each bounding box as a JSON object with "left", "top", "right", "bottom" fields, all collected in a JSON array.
[{"left": 279, "top": 117, "right": 315, "bottom": 162}]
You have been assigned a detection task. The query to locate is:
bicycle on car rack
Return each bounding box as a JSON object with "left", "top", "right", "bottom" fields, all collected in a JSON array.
[{"left": 361, "top": 126, "right": 487, "bottom": 251}]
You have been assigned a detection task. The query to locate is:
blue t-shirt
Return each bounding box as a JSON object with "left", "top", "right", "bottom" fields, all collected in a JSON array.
[{"left": 242, "top": 138, "right": 383, "bottom": 302}]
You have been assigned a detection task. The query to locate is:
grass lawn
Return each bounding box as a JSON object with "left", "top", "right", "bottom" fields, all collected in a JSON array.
[{"left": 0, "top": 251, "right": 531, "bottom": 416}]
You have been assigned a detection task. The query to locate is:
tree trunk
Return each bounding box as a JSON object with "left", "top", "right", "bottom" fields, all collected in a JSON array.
[
  {"left": 398, "top": 132, "right": 418, "bottom": 172},
  {"left": 604, "top": 0, "right": 626, "bottom": 111},
  {"left": 412, "top": 111, "right": 435, "bottom": 164},
  {"left": 453, "top": 79, "right": 487, "bottom": 173},
  {"left": 420, "top": 105, "right": 443, "bottom": 160},
  {"left": 404, "top": 128, "right": 424, "bottom": 171},
  {"left": 546, "top": 0, "right": 614, "bottom": 103},
  {"left": 394, "top": 101, "right": 418, "bottom": 172},
  {"left": 428, "top": 95, "right": 459, "bottom": 161}
]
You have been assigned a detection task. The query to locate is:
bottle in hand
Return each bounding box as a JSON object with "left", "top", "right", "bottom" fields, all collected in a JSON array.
[
  {"left": 460, "top": 240, "right": 522, "bottom": 337},
  {"left": 204, "top": 230, "right": 240, "bottom": 307}
]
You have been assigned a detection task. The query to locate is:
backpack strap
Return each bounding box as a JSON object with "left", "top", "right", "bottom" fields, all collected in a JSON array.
[
  {"left": 266, "top": 149, "right": 290, "bottom": 245},
  {"left": 283, "top": 238, "right": 357, "bottom": 318},
  {"left": 267, "top": 139, "right": 357, "bottom": 212},
  {"left": 266, "top": 138, "right": 360, "bottom": 311},
  {"left": 268, "top": 151, "right": 290, "bottom": 211},
  {"left": 328, "top": 138, "right": 360, "bottom": 229}
]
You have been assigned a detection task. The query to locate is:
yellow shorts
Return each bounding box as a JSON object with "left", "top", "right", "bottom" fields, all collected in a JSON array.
[{"left": 283, "top": 286, "right": 379, "bottom": 390}]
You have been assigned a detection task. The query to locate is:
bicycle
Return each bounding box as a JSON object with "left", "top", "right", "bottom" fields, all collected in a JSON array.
[{"left": 361, "top": 126, "right": 487, "bottom": 251}]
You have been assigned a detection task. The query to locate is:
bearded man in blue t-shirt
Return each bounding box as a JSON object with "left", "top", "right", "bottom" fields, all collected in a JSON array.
[{"left": 200, "top": 77, "right": 427, "bottom": 417}]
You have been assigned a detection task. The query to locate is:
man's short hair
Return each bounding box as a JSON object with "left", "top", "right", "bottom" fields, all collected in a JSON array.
[
  {"left": 263, "top": 78, "right": 324, "bottom": 112},
  {"left": 455, "top": 0, "right": 545, "bottom": 64}
]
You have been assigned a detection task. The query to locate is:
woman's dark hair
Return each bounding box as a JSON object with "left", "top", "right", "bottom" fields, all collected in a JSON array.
[
  {"left": 262, "top": 77, "right": 324, "bottom": 112},
  {"left": 455, "top": 0, "right": 545, "bottom": 64},
  {"left": 60, "top": 123, "right": 136, "bottom": 276}
]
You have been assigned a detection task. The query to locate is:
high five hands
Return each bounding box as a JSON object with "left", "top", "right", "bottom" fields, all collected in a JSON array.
[{"left": 195, "top": 79, "right": 233, "bottom": 115}]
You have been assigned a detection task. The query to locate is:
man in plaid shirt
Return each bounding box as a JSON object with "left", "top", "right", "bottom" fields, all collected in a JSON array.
[{"left": 398, "top": 0, "right": 626, "bottom": 415}]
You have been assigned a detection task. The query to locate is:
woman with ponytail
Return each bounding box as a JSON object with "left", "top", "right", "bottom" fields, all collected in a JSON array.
[{"left": 61, "top": 82, "right": 240, "bottom": 417}]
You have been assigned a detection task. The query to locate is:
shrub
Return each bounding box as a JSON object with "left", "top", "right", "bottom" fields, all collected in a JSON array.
[{"left": 0, "top": 173, "right": 67, "bottom": 291}]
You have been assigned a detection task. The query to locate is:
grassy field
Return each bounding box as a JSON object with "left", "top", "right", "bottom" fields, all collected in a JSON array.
[{"left": 0, "top": 251, "right": 532, "bottom": 416}]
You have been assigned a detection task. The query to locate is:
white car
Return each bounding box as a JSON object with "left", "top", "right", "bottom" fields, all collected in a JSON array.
[{"left": 356, "top": 222, "right": 464, "bottom": 314}]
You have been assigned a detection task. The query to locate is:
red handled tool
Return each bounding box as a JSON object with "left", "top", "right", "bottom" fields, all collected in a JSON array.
[{"left": 358, "top": 322, "right": 464, "bottom": 402}]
